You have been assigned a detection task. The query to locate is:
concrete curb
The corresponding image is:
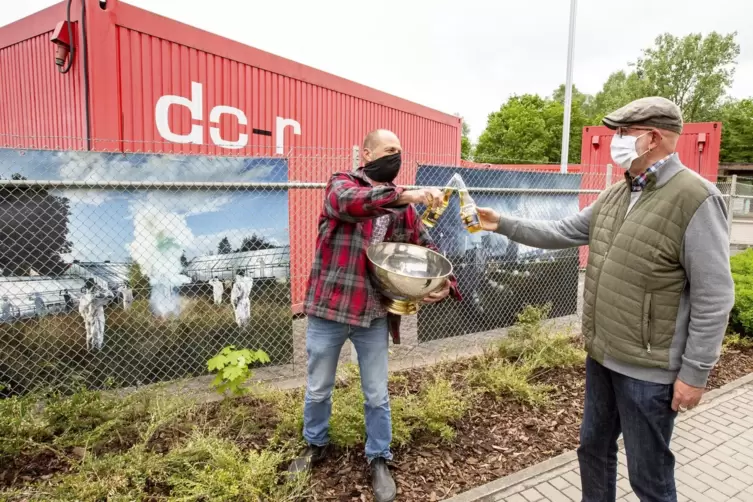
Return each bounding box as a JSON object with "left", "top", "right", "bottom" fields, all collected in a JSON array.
[
  {"left": 442, "top": 450, "right": 578, "bottom": 502},
  {"left": 443, "top": 370, "right": 753, "bottom": 502}
]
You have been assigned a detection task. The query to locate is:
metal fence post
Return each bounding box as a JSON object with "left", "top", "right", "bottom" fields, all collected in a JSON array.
[
  {"left": 729, "top": 174, "right": 738, "bottom": 235},
  {"left": 605, "top": 164, "right": 613, "bottom": 188},
  {"left": 352, "top": 145, "right": 360, "bottom": 172}
]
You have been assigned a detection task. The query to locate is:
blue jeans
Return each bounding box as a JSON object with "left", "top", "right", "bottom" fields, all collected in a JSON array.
[
  {"left": 303, "top": 315, "right": 392, "bottom": 462},
  {"left": 578, "top": 357, "right": 678, "bottom": 502}
]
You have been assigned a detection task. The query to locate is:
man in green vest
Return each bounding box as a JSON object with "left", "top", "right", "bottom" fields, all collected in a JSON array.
[{"left": 476, "top": 96, "right": 734, "bottom": 502}]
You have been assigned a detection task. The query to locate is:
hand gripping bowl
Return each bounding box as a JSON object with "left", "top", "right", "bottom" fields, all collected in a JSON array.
[{"left": 366, "top": 242, "right": 454, "bottom": 316}]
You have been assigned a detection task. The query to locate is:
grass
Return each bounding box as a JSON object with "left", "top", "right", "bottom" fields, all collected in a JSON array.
[
  {"left": 491, "top": 304, "right": 586, "bottom": 369},
  {"left": 467, "top": 304, "right": 585, "bottom": 407},
  {"left": 0, "top": 303, "right": 583, "bottom": 501},
  {"left": 467, "top": 359, "right": 552, "bottom": 406},
  {"left": 0, "top": 282, "right": 294, "bottom": 396}
]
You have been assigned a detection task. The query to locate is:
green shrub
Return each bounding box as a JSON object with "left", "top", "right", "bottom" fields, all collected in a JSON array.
[
  {"left": 492, "top": 304, "right": 586, "bottom": 369},
  {"left": 164, "top": 433, "right": 305, "bottom": 501},
  {"left": 468, "top": 359, "right": 552, "bottom": 407},
  {"left": 265, "top": 389, "right": 305, "bottom": 446},
  {"left": 207, "top": 346, "right": 271, "bottom": 396},
  {"left": 329, "top": 384, "right": 366, "bottom": 448},
  {"left": 415, "top": 377, "right": 468, "bottom": 441},
  {"left": 39, "top": 433, "right": 306, "bottom": 502},
  {"left": 44, "top": 448, "right": 153, "bottom": 501},
  {"left": 328, "top": 367, "right": 469, "bottom": 448},
  {"left": 0, "top": 386, "right": 192, "bottom": 462},
  {"left": 731, "top": 249, "right": 753, "bottom": 336},
  {"left": 723, "top": 332, "right": 753, "bottom": 350},
  {"left": 0, "top": 392, "right": 49, "bottom": 459},
  {"left": 390, "top": 394, "right": 419, "bottom": 447}
]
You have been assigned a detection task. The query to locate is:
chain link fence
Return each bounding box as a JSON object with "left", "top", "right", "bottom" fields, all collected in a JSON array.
[{"left": 0, "top": 141, "right": 737, "bottom": 396}]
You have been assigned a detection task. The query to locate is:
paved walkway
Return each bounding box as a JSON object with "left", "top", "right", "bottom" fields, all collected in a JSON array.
[{"left": 472, "top": 378, "right": 753, "bottom": 502}]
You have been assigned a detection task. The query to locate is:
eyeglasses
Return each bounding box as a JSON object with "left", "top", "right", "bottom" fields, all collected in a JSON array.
[{"left": 615, "top": 127, "right": 655, "bottom": 138}]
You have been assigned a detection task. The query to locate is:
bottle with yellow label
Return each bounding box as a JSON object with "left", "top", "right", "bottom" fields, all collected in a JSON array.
[
  {"left": 454, "top": 174, "right": 482, "bottom": 233},
  {"left": 420, "top": 173, "right": 462, "bottom": 228},
  {"left": 421, "top": 185, "right": 454, "bottom": 228}
]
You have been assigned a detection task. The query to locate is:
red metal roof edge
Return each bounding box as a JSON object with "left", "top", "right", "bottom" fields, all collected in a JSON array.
[
  {"left": 0, "top": 1, "right": 76, "bottom": 49},
  {"left": 113, "top": 1, "right": 461, "bottom": 128}
]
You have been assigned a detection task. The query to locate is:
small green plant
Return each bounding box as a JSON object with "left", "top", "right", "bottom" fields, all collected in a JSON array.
[
  {"left": 264, "top": 388, "right": 305, "bottom": 445},
  {"left": 390, "top": 394, "right": 419, "bottom": 447},
  {"left": 468, "top": 359, "right": 552, "bottom": 407},
  {"left": 207, "top": 346, "right": 270, "bottom": 396},
  {"left": 165, "top": 433, "right": 306, "bottom": 501},
  {"left": 329, "top": 384, "right": 366, "bottom": 448},
  {"left": 39, "top": 432, "right": 307, "bottom": 502},
  {"left": 493, "top": 304, "right": 586, "bottom": 369},
  {"left": 416, "top": 377, "right": 468, "bottom": 442}
]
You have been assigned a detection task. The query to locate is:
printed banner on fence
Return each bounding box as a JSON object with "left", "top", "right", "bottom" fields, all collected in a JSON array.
[
  {"left": 415, "top": 165, "right": 581, "bottom": 342},
  {"left": 0, "top": 149, "right": 293, "bottom": 396}
]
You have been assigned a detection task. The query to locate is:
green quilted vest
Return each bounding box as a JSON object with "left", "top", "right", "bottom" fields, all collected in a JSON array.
[{"left": 582, "top": 167, "right": 708, "bottom": 368}]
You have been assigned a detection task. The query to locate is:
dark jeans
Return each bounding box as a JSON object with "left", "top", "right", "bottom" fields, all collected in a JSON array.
[{"left": 578, "top": 357, "right": 678, "bottom": 502}]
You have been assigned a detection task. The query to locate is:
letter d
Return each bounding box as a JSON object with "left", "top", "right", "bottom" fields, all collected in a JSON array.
[{"left": 155, "top": 82, "right": 203, "bottom": 144}]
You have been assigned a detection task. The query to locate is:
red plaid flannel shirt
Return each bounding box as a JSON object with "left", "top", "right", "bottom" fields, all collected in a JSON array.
[{"left": 303, "top": 169, "right": 460, "bottom": 343}]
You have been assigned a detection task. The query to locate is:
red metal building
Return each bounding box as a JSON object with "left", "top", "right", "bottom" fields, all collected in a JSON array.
[{"left": 1, "top": 0, "right": 462, "bottom": 309}]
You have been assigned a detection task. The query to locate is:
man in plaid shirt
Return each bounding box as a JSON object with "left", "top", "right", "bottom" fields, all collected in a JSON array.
[{"left": 288, "top": 129, "right": 459, "bottom": 502}]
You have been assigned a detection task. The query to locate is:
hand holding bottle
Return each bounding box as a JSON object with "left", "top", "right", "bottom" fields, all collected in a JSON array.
[
  {"left": 476, "top": 207, "right": 501, "bottom": 232},
  {"left": 398, "top": 188, "right": 444, "bottom": 209}
]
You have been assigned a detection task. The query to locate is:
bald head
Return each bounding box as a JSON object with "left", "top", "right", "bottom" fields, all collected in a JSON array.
[{"left": 362, "top": 129, "right": 401, "bottom": 164}]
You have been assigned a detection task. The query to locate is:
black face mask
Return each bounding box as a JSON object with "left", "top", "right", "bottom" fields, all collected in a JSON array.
[{"left": 363, "top": 153, "right": 401, "bottom": 183}]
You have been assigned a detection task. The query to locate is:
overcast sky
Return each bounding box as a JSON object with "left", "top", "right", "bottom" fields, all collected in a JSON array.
[{"left": 4, "top": 0, "right": 752, "bottom": 141}]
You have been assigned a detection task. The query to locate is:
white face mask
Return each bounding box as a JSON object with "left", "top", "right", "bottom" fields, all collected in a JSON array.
[{"left": 610, "top": 133, "right": 650, "bottom": 171}]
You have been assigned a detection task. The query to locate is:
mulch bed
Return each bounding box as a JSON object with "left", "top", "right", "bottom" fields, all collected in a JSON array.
[
  {"left": 2, "top": 346, "right": 753, "bottom": 501},
  {"left": 309, "top": 346, "right": 753, "bottom": 501}
]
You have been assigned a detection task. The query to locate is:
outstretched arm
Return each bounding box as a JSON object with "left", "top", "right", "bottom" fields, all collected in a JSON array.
[
  {"left": 324, "top": 173, "right": 444, "bottom": 223},
  {"left": 477, "top": 205, "right": 592, "bottom": 249}
]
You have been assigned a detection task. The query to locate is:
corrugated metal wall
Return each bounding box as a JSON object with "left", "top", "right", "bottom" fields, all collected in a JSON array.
[
  {"left": 115, "top": 27, "right": 459, "bottom": 158},
  {"left": 0, "top": 27, "right": 86, "bottom": 151},
  {"left": 112, "top": 18, "right": 460, "bottom": 309}
]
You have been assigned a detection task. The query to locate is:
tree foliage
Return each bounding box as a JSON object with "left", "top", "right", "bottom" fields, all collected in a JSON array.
[
  {"left": 0, "top": 175, "right": 72, "bottom": 276},
  {"left": 717, "top": 99, "right": 753, "bottom": 163},
  {"left": 475, "top": 93, "right": 586, "bottom": 164},
  {"left": 237, "top": 235, "right": 276, "bottom": 252},
  {"left": 633, "top": 32, "right": 740, "bottom": 122},
  {"left": 461, "top": 119, "right": 473, "bottom": 161},
  {"left": 217, "top": 237, "right": 232, "bottom": 255},
  {"left": 473, "top": 31, "right": 750, "bottom": 165}
]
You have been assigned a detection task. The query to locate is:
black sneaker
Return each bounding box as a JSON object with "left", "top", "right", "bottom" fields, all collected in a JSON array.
[
  {"left": 287, "top": 444, "right": 329, "bottom": 475},
  {"left": 370, "top": 458, "right": 397, "bottom": 502}
]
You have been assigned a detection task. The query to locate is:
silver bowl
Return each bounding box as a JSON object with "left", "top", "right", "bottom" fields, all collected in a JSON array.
[{"left": 366, "top": 242, "right": 453, "bottom": 315}]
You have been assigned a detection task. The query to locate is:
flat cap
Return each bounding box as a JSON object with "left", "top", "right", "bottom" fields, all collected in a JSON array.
[{"left": 602, "top": 96, "right": 683, "bottom": 134}]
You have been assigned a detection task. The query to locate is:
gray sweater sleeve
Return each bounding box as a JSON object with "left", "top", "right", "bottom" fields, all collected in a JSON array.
[
  {"left": 493, "top": 204, "right": 593, "bottom": 249},
  {"left": 677, "top": 195, "right": 735, "bottom": 388}
]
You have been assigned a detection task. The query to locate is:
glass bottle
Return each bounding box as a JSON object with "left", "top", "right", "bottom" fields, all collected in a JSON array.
[
  {"left": 456, "top": 176, "right": 483, "bottom": 233},
  {"left": 420, "top": 173, "right": 461, "bottom": 228},
  {"left": 421, "top": 185, "right": 454, "bottom": 228}
]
